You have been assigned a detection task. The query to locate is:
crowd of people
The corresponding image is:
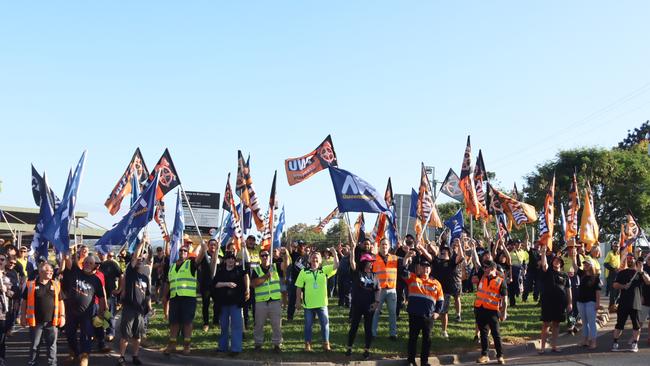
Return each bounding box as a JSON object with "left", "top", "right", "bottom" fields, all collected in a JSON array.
[{"left": 0, "top": 231, "right": 649, "bottom": 366}]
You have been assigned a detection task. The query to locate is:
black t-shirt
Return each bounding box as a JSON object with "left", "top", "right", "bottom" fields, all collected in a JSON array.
[
  {"left": 122, "top": 265, "right": 150, "bottom": 314},
  {"left": 152, "top": 255, "right": 164, "bottom": 281},
  {"left": 290, "top": 253, "right": 308, "bottom": 282},
  {"left": 99, "top": 260, "right": 122, "bottom": 295},
  {"left": 213, "top": 267, "right": 247, "bottom": 307},
  {"left": 527, "top": 249, "right": 541, "bottom": 274},
  {"left": 198, "top": 254, "right": 215, "bottom": 291},
  {"left": 643, "top": 264, "right": 650, "bottom": 307},
  {"left": 576, "top": 269, "right": 601, "bottom": 303},
  {"left": 432, "top": 255, "right": 459, "bottom": 293},
  {"left": 350, "top": 269, "right": 379, "bottom": 311},
  {"left": 615, "top": 268, "right": 642, "bottom": 309},
  {"left": 541, "top": 269, "right": 570, "bottom": 302},
  {"left": 21, "top": 280, "right": 61, "bottom": 323},
  {"left": 62, "top": 265, "right": 104, "bottom": 314}
]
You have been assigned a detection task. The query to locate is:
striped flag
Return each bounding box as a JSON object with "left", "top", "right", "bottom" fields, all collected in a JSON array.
[
  {"left": 223, "top": 173, "right": 243, "bottom": 251},
  {"left": 235, "top": 151, "right": 265, "bottom": 231},
  {"left": 459, "top": 136, "right": 481, "bottom": 218},
  {"left": 354, "top": 213, "right": 366, "bottom": 244},
  {"left": 566, "top": 171, "right": 580, "bottom": 242},
  {"left": 104, "top": 148, "right": 149, "bottom": 215},
  {"left": 415, "top": 163, "right": 441, "bottom": 242},
  {"left": 489, "top": 184, "right": 538, "bottom": 229},
  {"left": 538, "top": 174, "right": 555, "bottom": 250},
  {"left": 473, "top": 149, "right": 489, "bottom": 219},
  {"left": 579, "top": 182, "right": 599, "bottom": 251},
  {"left": 314, "top": 207, "right": 339, "bottom": 233},
  {"left": 260, "top": 171, "right": 277, "bottom": 251}
]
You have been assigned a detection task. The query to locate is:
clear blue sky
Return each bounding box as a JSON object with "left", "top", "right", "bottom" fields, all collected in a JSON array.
[{"left": 1, "top": 2, "right": 649, "bottom": 239}]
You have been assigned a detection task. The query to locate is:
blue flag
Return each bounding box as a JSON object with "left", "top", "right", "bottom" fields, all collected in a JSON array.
[
  {"left": 220, "top": 212, "right": 233, "bottom": 248},
  {"left": 409, "top": 188, "right": 418, "bottom": 218},
  {"left": 30, "top": 172, "right": 55, "bottom": 259},
  {"left": 169, "top": 190, "right": 185, "bottom": 263},
  {"left": 444, "top": 209, "right": 464, "bottom": 241},
  {"left": 328, "top": 167, "right": 389, "bottom": 214},
  {"left": 273, "top": 206, "right": 286, "bottom": 250},
  {"left": 43, "top": 151, "right": 87, "bottom": 254},
  {"left": 96, "top": 173, "right": 159, "bottom": 254},
  {"left": 127, "top": 172, "right": 142, "bottom": 253}
]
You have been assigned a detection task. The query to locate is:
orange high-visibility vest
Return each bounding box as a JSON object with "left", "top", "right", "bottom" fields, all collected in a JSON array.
[
  {"left": 407, "top": 274, "right": 444, "bottom": 303},
  {"left": 374, "top": 254, "right": 398, "bottom": 289},
  {"left": 25, "top": 280, "right": 63, "bottom": 327},
  {"left": 474, "top": 274, "right": 504, "bottom": 311}
]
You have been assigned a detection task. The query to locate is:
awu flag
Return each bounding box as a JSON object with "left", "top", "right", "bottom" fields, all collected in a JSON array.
[
  {"left": 285, "top": 134, "right": 338, "bottom": 186},
  {"left": 105, "top": 148, "right": 149, "bottom": 215},
  {"left": 43, "top": 151, "right": 87, "bottom": 254},
  {"left": 444, "top": 209, "right": 464, "bottom": 241},
  {"left": 95, "top": 173, "right": 159, "bottom": 254},
  {"left": 148, "top": 149, "right": 180, "bottom": 200},
  {"left": 372, "top": 178, "right": 396, "bottom": 245},
  {"left": 273, "top": 205, "right": 285, "bottom": 251},
  {"left": 459, "top": 136, "right": 481, "bottom": 218},
  {"left": 473, "top": 150, "right": 489, "bottom": 219},
  {"left": 490, "top": 185, "right": 537, "bottom": 229},
  {"left": 409, "top": 188, "right": 418, "bottom": 218},
  {"left": 169, "top": 190, "right": 184, "bottom": 264},
  {"left": 328, "top": 167, "right": 390, "bottom": 214},
  {"left": 260, "top": 171, "right": 277, "bottom": 251},
  {"left": 619, "top": 212, "right": 640, "bottom": 253},
  {"left": 566, "top": 171, "right": 580, "bottom": 242},
  {"left": 31, "top": 165, "right": 60, "bottom": 208},
  {"left": 415, "top": 163, "right": 440, "bottom": 242},
  {"left": 235, "top": 151, "right": 265, "bottom": 230},
  {"left": 354, "top": 213, "right": 366, "bottom": 244},
  {"left": 486, "top": 183, "right": 504, "bottom": 215},
  {"left": 496, "top": 213, "right": 510, "bottom": 242},
  {"left": 538, "top": 174, "right": 555, "bottom": 250},
  {"left": 314, "top": 207, "right": 339, "bottom": 233},
  {"left": 31, "top": 172, "right": 55, "bottom": 259},
  {"left": 579, "top": 182, "right": 599, "bottom": 251},
  {"left": 440, "top": 168, "right": 464, "bottom": 202}
]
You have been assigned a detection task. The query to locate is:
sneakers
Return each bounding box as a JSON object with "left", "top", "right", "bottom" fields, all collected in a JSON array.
[
  {"left": 163, "top": 340, "right": 177, "bottom": 355},
  {"left": 322, "top": 342, "right": 331, "bottom": 351},
  {"left": 476, "top": 355, "right": 490, "bottom": 364},
  {"left": 455, "top": 314, "right": 462, "bottom": 322},
  {"left": 630, "top": 342, "right": 638, "bottom": 353},
  {"left": 497, "top": 356, "right": 506, "bottom": 365},
  {"left": 611, "top": 342, "right": 620, "bottom": 352},
  {"left": 304, "top": 342, "right": 312, "bottom": 352},
  {"left": 442, "top": 331, "right": 449, "bottom": 339}
]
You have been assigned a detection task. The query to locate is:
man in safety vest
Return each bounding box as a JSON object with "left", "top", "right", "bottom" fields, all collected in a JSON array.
[
  {"left": 372, "top": 238, "right": 399, "bottom": 340},
  {"left": 165, "top": 240, "right": 207, "bottom": 356},
  {"left": 401, "top": 249, "right": 444, "bottom": 366},
  {"left": 20, "top": 262, "right": 65, "bottom": 366},
  {"left": 475, "top": 260, "right": 508, "bottom": 365},
  {"left": 251, "top": 247, "right": 290, "bottom": 352}
]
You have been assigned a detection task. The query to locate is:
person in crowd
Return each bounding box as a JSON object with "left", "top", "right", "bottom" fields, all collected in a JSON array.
[
  {"left": 587, "top": 246, "right": 602, "bottom": 275},
  {"left": 251, "top": 247, "right": 290, "bottom": 352},
  {"left": 346, "top": 247, "right": 380, "bottom": 360},
  {"left": 474, "top": 259, "right": 507, "bottom": 365},
  {"left": 337, "top": 244, "right": 352, "bottom": 308},
  {"left": 295, "top": 247, "right": 339, "bottom": 352},
  {"left": 603, "top": 243, "right": 621, "bottom": 312},
  {"left": 99, "top": 250, "right": 122, "bottom": 343},
  {"left": 539, "top": 246, "right": 572, "bottom": 354},
  {"left": 116, "top": 239, "right": 152, "bottom": 366},
  {"left": 611, "top": 253, "right": 648, "bottom": 352},
  {"left": 272, "top": 247, "right": 289, "bottom": 308},
  {"left": 507, "top": 239, "right": 528, "bottom": 307},
  {"left": 431, "top": 240, "right": 463, "bottom": 339},
  {"left": 16, "top": 245, "right": 29, "bottom": 277},
  {"left": 21, "top": 261, "right": 65, "bottom": 366},
  {"left": 241, "top": 235, "right": 260, "bottom": 329},
  {"left": 287, "top": 240, "right": 308, "bottom": 321},
  {"left": 214, "top": 251, "right": 248, "bottom": 356},
  {"left": 394, "top": 234, "right": 416, "bottom": 318},
  {"left": 151, "top": 246, "right": 165, "bottom": 304},
  {"left": 61, "top": 250, "right": 107, "bottom": 366},
  {"left": 640, "top": 253, "right": 650, "bottom": 346},
  {"left": 2, "top": 251, "right": 22, "bottom": 337},
  {"left": 372, "top": 238, "right": 399, "bottom": 340},
  {"left": 570, "top": 249, "right": 601, "bottom": 349},
  {"left": 198, "top": 239, "right": 219, "bottom": 332},
  {"left": 164, "top": 239, "right": 206, "bottom": 356},
  {"left": 522, "top": 241, "right": 541, "bottom": 303},
  {"left": 0, "top": 250, "right": 17, "bottom": 363},
  {"left": 401, "top": 247, "right": 444, "bottom": 366},
  {"left": 563, "top": 244, "right": 583, "bottom": 335}
]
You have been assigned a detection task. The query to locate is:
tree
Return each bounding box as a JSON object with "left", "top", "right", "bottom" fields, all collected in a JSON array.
[
  {"left": 618, "top": 120, "right": 650, "bottom": 149},
  {"left": 522, "top": 146, "right": 650, "bottom": 237},
  {"left": 283, "top": 223, "right": 326, "bottom": 247}
]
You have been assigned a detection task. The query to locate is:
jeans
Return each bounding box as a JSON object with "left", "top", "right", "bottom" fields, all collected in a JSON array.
[
  {"left": 577, "top": 301, "right": 597, "bottom": 340},
  {"left": 218, "top": 305, "right": 243, "bottom": 352},
  {"left": 106, "top": 295, "right": 118, "bottom": 337},
  {"left": 372, "top": 289, "right": 397, "bottom": 337},
  {"left": 287, "top": 282, "right": 297, "bottom": 320},
  {"left": 65, "top": 311, "right": 94, "bottom": 356},
  {"left": 304, "top": 307, "right": 329, "bottom": 343},
  {"left": 29, "top": 322, "right": 58, "bottom": 366},
  {"left": 407, "top": 313, "right": 433, "bottom": 364},
  {"left": 475, "top": 307, "right": 503, "bottom": 357}
]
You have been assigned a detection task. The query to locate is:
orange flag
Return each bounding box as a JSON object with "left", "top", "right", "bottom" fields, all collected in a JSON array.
[
  {"left": 566, "top": 171, "right": 580, "bottom": 243},
  {"left": 538, "top": 174, "right": 555, "bottom": 250},
  {"left": 579, "top": 182, "right": 599, "bottom": 251},
  {"left": 459, "top": 136, "right": 481, "bottom": 218}
]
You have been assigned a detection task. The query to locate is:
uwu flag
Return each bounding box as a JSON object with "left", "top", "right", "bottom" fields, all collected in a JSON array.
[
  {"left": 285, "top": 135, "right": 338, "bottom": 186},
  {"left": 328, "top": 167, "right": 389, "bottom": 214}
]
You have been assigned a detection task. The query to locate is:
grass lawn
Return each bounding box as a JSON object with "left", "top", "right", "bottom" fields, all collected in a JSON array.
[{"left": 144, "top": 294, "right": 541, "bottom": 362}]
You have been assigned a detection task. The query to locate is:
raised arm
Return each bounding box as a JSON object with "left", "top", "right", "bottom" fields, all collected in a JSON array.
[
  {"left": 330, "top": 247, "right": 339, "bottom": 270},
  {"left": 540, "top": 246, "right": 549, "bottom": 272},
  {"left": 195, "top": 240, "right": 208, "bottom": 264},
  {"left": 349, "top": 241, "right": 358, "bottom": 271}
]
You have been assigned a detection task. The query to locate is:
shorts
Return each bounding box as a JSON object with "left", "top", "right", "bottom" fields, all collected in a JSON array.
[
  {"left": 615, "top": 307, "right": 640, "bottom": 331},
  {"left": 120, "top": 306, "right": 146, "bottom": 339},
  {"left": 440, "top": 294, "right": 451, "bottom": 314},
  {"left": 169, "top": 296, "right": 197, "bottom": 325}
]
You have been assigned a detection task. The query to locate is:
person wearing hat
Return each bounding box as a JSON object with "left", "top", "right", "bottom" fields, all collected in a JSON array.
[
  {"left": 61, "top": 251, "right": 107, "bottom": 366},
  {"left": 164, "top": 239, "right": 207, "bottom": 356},
  {"left": 214, "top": 251, "right": 248, "bottom": 356},
  {"left": 539, "top": 245, "right": 572, "bottom": 354},
  {"left": 287, "top": 240, "right": 309, "bottom": 321},
  {"left": 610, "top": 253, "right": 649, "bottom": 352},
  {"left": 295, "top": 247, "right": 339, "bottom": 352},
  {"left": 604, "top": 243, "right": 621, "bottom": 312},
  {"left": 570, "top": 248, "right": 601, "bottom": 349},
  {"left": 431, "top": 240, "right": 464, "bottom": 339},
  {"left": 401, "top": 248, "right": 444, "bottom": 366},
  {"left": 251, "top": 247, "right": 290, "bottom": 352},
  {"left": 346, "top": 242, "right": 380, "bottom": 359},
  {"left": 474, "top": 259, "right": 507, "bottom": 364}
]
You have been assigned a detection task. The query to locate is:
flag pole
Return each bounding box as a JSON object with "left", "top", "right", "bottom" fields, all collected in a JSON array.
[{"left": 180, "top": 185, "right": 204, "bottom": 243}]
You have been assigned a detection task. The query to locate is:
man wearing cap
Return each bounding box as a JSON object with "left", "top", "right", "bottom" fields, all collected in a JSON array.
[
  {"left": 241, "top": 235, "right": 261, "bottom": 329},
  {"left": 474, "top": 259, "right": 507, "bottom": 364},
  {"left": 401, "top": 249, "right": 444, "bottom": 366},
  {"left": 287, "top": 240, "right": 309, "bottom": 321},
  {"left": 165, "top": 239, "right": 207, "bottom": 356},
  {"left": 20, "top": 262, "right": 65, "bottom": 366},
  {"left": 611, "top": 253, "right": 648, "bottom": 352},
  {"left": 251, "top": 247, "right": 290, "bottom": 352}
]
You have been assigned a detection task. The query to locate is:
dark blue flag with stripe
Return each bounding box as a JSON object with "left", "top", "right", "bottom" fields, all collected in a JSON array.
[{"left": 444, "top": 209, "right": 464, "bottom": 241}]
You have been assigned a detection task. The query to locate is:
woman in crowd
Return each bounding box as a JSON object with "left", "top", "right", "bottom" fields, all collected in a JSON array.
[
  {"left": 571, "top": 249, "right": 601, "bottom": 349},
  {"left": 539, "top": 245, "right": 572, "bottom": 353}
]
